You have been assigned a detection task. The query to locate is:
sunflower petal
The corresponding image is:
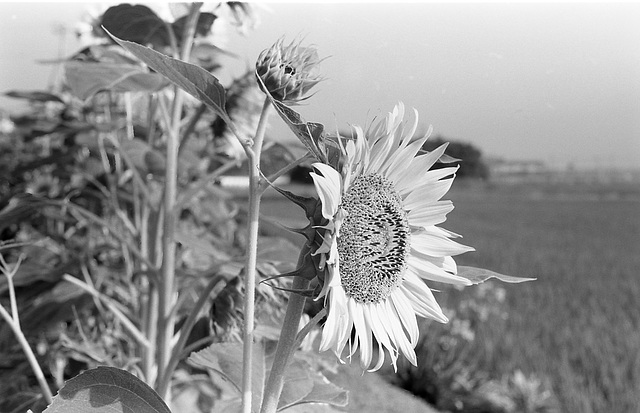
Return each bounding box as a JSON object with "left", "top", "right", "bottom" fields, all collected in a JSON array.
[
  {"left": 320, "top": 284, "right": 350, "bottom": 352},
  {"left": 384, "top": 298, "right": 417, "bottom": 366},
  {"left": 411, "top": 231, "right": 475, "bottom": 257},
  {"left": 401, "top": 272, "right": 448, "bottom": 323},
  {"left": 395, "top": 142, "right": 449, "bottom": 191},
  {"left": 403, "top": 178, "right": 455, "bottom": 210},
  {"left": 310, "top": 163, "right": 341, "bottom": 219},
  {"left": 407, "top": 200, "right": 455, "bottom": 228},
  {"left": 350, "top": 300, "right": 373, "bottom": 369},
  {"left": 390, "top": 289, "right": 420, "bottom": 346}
]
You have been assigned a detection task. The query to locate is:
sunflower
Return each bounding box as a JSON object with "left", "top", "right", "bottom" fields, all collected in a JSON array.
[
  {"left": 310, "top": 103, "right": 475, "bottom": 371},
  {"left": 255, "top": 37, "right": 323, "bottom": 105}
]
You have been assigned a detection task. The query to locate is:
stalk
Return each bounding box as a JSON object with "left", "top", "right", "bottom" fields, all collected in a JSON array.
[
  {"left": 0, "top": 306, "right": 53, "bottom": 405},
  {"left": 156, "top": 272, "right": 231, "bottom": 396},
  {"left": 0, "top": 255, "right": 53, "bottom": 405},
  {"left": 240, "top": 98, "right": 271, "bottom": 413},
  {"left": 260, "top": 247, "right": 312, "bottom": 413},
  {"left": 156, "top": 3, "right": 202, "bottom": 398}
]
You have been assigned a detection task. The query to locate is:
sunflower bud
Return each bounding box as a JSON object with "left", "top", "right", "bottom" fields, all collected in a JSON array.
[{"left": 255, "top": 38, "right": 322, "bottom": 105}]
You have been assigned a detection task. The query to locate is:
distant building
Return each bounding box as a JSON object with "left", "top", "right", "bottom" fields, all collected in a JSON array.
[{"left": 487, "top": 158, "right": 548, "bottom": 182}]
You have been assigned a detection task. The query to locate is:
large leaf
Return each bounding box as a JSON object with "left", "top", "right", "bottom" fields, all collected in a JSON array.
[
  {"left": 43, "top": 366, "right": 171, "bottom": 413},
  {"left": 64, "top": 62, "right": 170, "bottom": 100},
  {"left": 457, "top": 266, "right": 536, "bottom": 285},
  {"left": 276, "top": 360, "right": 314, "bottom": 410},
  {"left": 292, "top": 373, "right": 349, "bottom": 409},
  {"left": 106, "top": 30, "right": 232, "bottom": 125},
  {"left": 172, "top": 12, "right": 217, "bottom": 40},
  {"left": 189, "top": 342, "right": 265, "bottom": 410},
  {"left": 100, "top": 4, "right": 170, "bottom": 49}
]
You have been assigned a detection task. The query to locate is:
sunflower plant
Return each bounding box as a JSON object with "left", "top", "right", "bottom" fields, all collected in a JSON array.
[{"left": 2, "top": 3, "right": 533, "bottom": 413}]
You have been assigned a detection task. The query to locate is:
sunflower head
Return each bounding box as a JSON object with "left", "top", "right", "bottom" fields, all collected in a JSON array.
[
  {"left": 255, "top": 37, "right": 323, "bottom": 105},
  {"left": 310, "top": 103, "right": 475, "bottom": 372}
]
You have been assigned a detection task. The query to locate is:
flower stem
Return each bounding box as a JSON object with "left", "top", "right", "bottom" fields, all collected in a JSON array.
[
  {"left": 260, "top": 247, "right": 312, "bottom": 413},
  {"left": 157, "top": 272, "right": 231, "bottom": 397},
  {"left": 241, "top": 98, "right": 271, "bottom": 413},
  {"left": 0, "top": 305, "right": 53, "bottom": 405},
  {"left": 156, "top": 3, "right": 202, "bottom": 398}
]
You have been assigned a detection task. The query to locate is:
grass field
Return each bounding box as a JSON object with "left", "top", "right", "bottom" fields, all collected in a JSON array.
[
  {"left": 262, "top": 179, "right": 640, "bottom": 412},
  {"left": 439, "top": 180, "right": 640, "bottom": 412}
]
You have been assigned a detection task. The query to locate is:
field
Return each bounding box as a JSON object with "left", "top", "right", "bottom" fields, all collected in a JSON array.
[
  {"left": 263, "top": 178, "right": 640, "bottom": 412},
  {"left": 434, "top": 180, "right": 640, "bottom": 412}
]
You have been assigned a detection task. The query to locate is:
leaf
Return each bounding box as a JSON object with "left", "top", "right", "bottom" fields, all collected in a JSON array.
[
  {"left": 189, "top": 342, "right": 265, "bottom": 409},
  {"left": 4, "top": 90, "right": 64, "bottom": 103},
  {"left": 172, "top": 13, "right": 217, "bottom": 40},
  {"left": 277, "top": 360, "right": 314, "bottom": 410},
  {"left": 255, "top": 75, "right": 327, "bottom": 162},
  {"left": 43, "top": 366, "right": 171, "bottom": 413},
  {"left": 100, "top": 4, "right": 170, "bottom": 49},
  {"left": 64, "top": 62, "right": 170, "bottom": 100},
  {"left": 457, "top": 266, "right": 536, "bottom": 285},
  {"left": 283, "top": 365, "right": 349, "bottom": 410},
  {"left": 106, "top": 30, "right": 232, "bottom": 125}
]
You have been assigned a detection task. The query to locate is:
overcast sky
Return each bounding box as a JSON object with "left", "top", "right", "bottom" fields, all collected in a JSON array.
[{"left": 1, "top": 2, "right": 639, "bottom": 169}]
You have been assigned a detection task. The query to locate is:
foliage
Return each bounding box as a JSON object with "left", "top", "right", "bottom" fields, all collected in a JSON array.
[
  {"left": 0, "top": 3, "right": 532, "bottom": 413},
  {"left": 44, "top": 366, "right": 172, "bottom": 413},
  {"left": 0, "top": 3, "right": 299, "bottom": 412},
  {"left": 441, "top": 182, "right": 640, "bottom": 412}
]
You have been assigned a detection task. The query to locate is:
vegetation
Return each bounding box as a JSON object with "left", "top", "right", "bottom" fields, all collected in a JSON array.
[
  {"left": 2, "top": 2, "right": 632, "bottom": 413},
  {"left": 390, "top": 182, "right": 640, "bottom": 412},
  {"left": 423, "top": 136, "right": 489, "bottom": 180}
]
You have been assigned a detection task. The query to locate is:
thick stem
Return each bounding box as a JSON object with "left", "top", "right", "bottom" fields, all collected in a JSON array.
[
  {"left": 260, "top": 278, "right": 311, "bottom": 413},
  {"left": 156, "top": 3, "right": 202, "bottom": 398},
  {"left": 260, "top": 245, "right": 312, "bottom": 413},
  {"left": 241, "top": 98, "right": 271, "bottom": 413},
  {"left": 156, "top": 113, "right": 179, "bottom": 394}
]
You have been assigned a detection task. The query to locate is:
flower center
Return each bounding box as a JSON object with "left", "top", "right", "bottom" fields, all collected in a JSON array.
[{"left": 337, "top": 174, "right": 410, "bottom": 304}]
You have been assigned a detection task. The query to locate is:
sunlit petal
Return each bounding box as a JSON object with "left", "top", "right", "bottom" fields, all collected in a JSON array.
[{"left": 312, "top": 104, "right": 471, "bottom": 371}]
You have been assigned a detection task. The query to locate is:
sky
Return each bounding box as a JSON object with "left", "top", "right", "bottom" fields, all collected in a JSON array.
[{"left": 1, "top": 2, "right": 639, "bottom": 169}]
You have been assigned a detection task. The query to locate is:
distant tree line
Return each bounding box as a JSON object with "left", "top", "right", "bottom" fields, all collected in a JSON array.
[
  {"left": 422, "top": 136, "right": 489, "bottom": 180},
  {"left": 290, "top": 133, "right": 489, "bottom": 183}
]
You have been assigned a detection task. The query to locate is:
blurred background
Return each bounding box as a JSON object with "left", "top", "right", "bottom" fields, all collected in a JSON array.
[{"left": 2, "top": 2, "right": 639, "bottom": 173}]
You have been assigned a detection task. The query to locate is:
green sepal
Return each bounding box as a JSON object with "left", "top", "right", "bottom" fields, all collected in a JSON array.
[
  {"left": 279, "top": 222, "right": 317, "bottom": 243},
  {"left": 261, "top": 282, "right": 317, "bottom": 298},
  {"left": 260, "top": 268, "right": 306, "bottom": 283},
  {"left": 268, "top": 183, "right": 319, "bottom": 219}
]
